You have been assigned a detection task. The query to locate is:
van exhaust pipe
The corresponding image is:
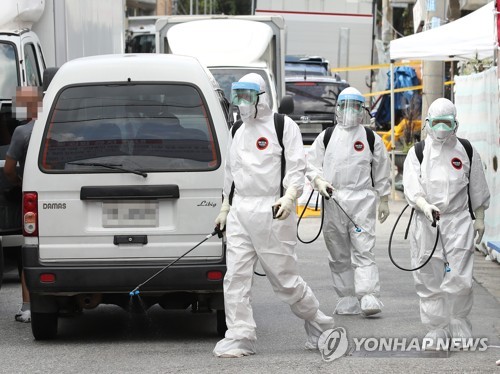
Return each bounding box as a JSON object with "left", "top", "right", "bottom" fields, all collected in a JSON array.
[{"left": 76, "top": 293, "right": 102, "bottom": 309}]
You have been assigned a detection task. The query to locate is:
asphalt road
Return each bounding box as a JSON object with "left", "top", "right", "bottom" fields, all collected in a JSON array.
[{"left": 0, "top": 197, "right": 499, "bottom": 373}]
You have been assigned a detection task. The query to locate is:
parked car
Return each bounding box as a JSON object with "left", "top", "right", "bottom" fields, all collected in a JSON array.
[
  {"left": 285, "top": 75, "right": 349, "bottom": 145},
  {"left": 285, "top": 55, "right": 332, "bottom": 77},
  {"left": 22, "top": 54, "right": 231, "bottom": 340}
]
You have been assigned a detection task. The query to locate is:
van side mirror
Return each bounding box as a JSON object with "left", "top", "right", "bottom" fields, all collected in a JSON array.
[{"left": 278, "top": 95, "right": 294, "bottom": 115}]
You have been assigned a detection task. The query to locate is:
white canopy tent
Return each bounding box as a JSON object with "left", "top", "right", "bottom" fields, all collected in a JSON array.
[
  {"left": 390, "top": 1, "right": 497, "bottom": 61},
  {"left": 386, "top": 1, "right": 498, "bottom": 197}
]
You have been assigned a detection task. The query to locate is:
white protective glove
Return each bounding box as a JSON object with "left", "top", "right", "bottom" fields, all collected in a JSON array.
[
  {"left": 473, "top": 206, "right": 485, "bottom": 244},
  {"left": 272, "top": 187, "right": 297, "bottom": 220},
  {"left": 312, "top": 176, "right": 334, "bottom": 199},
  {"left": 378, "top": 195, "right": 390, "bottom": 224},
  {"left": 214, "top": 198, "right": 230, "bottom": 231},
  {"left": 415, "top": 196, "right": 440, "bottom": 223}
]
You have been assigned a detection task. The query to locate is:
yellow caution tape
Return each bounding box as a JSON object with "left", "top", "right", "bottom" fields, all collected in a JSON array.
[
  {"left": 330, "top": 62, "right": 455, "bottom": 97},
  {"left": 331, "top": 61, "right": 421, "bottom": 73},
  {"left": 362, "top": 81, "right": 454, "bottom": 98}
]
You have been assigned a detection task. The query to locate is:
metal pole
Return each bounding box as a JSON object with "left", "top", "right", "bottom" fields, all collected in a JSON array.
[
  {"left": 381, "top": 0, "right": 393, "bottom": 47},
  {"left": 390, "top": 61, "right": 396, "bottom": 199},
  {"left": 450, "top": 62, "right": 454, "bottom": 102},
  {"left": 251, "top": 0, "right": 255, "bottom": 15},
  {"left": 421, "top": 0, "right": 447, "bottom": 138},
  {"left": 369, "top": 0, "right": 376, "bottom": 100},
  {"left": 204, "top": 0, "right": 207, "bottom": 14},
  {"left": 190, "top": 0, "right": 193, "bottom": 15}
]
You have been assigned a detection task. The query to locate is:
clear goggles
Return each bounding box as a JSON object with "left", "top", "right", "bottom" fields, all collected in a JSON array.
[
  {"left": 427, "top": 115, "right": 457, "bottom": 130},
  {"left": 337, "top": 99, "right": 364, "bottom": 113},
  {"left": 231, "top": 82, "right": 261, "bottom": 106}
]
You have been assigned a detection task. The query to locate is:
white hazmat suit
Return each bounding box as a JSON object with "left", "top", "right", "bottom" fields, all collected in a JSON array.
[
  {"left": 307, "top": 87, "right": 391, "bottom": 316},
  {"left": 213, "top": 73, "right": 334, "bottom": 358},
  {"left": 403, "top": 98, "right": 490, "bottom": 348}
]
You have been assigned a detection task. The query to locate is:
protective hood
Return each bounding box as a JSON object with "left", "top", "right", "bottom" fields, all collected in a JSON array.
[
  {"left": 336, "top": 87, "right": 365, "bottom": 129},
  {"left": 236, "top": 73, "right": 272, "bottom": 122},
  {"left": 426, "top": 98, "right": 458, "bottom": 143}
]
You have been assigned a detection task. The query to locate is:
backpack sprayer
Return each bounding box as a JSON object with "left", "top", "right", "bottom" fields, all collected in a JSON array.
[
  {"left": 129, "top": 227, "right": 224, "bottom": 296},
  {"left": 388, "top": 205, "right": 446, "bottom": 272}
]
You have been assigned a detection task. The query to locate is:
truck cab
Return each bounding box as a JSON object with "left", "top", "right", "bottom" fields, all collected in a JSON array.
[
  {"left": 156, "top": 15, "right": 291, "bottom": 115},
  {"left": 125, "top": 16, "right": 158, "bottom": 53}
]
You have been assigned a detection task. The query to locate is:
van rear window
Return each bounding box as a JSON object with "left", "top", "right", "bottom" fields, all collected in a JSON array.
[{"left": 40, "top": 83, "right": 220, "bottom": 172}]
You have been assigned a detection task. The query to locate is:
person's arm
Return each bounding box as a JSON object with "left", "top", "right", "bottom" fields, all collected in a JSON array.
[
  {"left": 215, "top": 130, "right": 235, "bottom": 230},
  {"left": 305, "top": 130, "right": 327, "bottom": 185},
  {"left": 468, "top": 145, "right": 490, "bottom": 212},
  {"left": 272, "top": 118, "right": 306, "bottom": 220},
  {"left": 281, "top": 117, "right": 306, "bottom": 197},
  {"left": 4, "top": 155, "right": 21, "bottom": 186},
  {"left": 4, "top": 125, "right": 25, "bottom": 186},
  {"left": 371, "top": 133, "right": 391, "bottom": 198},
  {"left": 402, "top": 146, "right": 424, "bottom": 208},
  {"left": 305, "top": 129, "right": 334, "bottom": 198},
  {"left": 402, "top": 144, "right": 439, "bottom": 223},
  {"left": 222, "top": 129, "right": 235, "bottom": 200},
  {"left": 468, "top": 145, "right": 490, "bottom": 245}
]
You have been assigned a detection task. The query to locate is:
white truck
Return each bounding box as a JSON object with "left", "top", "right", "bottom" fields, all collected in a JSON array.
[
  {"left": 125, "top": 16, "right": 158, "bottom": 53},
  {"left": 256, "top": 0, "right": 374, "bottom": 94},
  {"left": 155, "top": 15, "right": 292, "bottom": 114},
  {"left": 0, "top": 0, "right": 124, "bottom": 287}
]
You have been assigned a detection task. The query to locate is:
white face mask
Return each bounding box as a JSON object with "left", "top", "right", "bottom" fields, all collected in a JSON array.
[
  {"left": 14, "top": 106, "right": 28, "bottom": 120},
  {"left": 238, "top": 104, "right": 256, "bottom": 120},
  {"left": 427, "top": 122, "right": 455, "bottom": 143}
]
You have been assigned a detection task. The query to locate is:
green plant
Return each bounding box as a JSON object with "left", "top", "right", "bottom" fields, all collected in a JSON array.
[
  {"left": 401, "top": 94, "right": 421, "bottom": 153},
  {"left": 402, "top": 142, "right": 414, "bottom": 154},
  {"left": 459, "top": 56, "right": 493, "bottom": 75}
]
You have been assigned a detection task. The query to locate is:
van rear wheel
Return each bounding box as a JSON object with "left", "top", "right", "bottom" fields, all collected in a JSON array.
[
  {"left": 32, "top": 312, "right": 58, "bottom": 340},
  {"left": 216, "top": 309, "right": 227, "bottom": 337}
]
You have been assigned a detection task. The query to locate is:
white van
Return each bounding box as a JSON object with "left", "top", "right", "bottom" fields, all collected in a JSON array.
[{"left": 22, "top": 54, "right": 231, "bottom": 340}]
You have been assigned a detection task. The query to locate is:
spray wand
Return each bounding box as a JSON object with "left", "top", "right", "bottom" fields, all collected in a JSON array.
[
  {"left": 129, "top": 227, "right": 224, "bottom": 296},
  {"left": 326, "top": 187, "right": 362, "bottom": 232}
]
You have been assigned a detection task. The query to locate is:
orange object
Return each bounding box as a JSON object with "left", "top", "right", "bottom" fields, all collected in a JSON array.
[{"left": 379, "top": 119, "right": 422, "bottom": 151}]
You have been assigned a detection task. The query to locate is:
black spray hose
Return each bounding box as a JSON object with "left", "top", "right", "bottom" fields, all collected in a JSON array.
[
  {"left": 253, "top": 269, "right": 266, "bottom": 277},
  {"left": 297, "top": 188, "right": 363, "bottom": 244},
  {"left": 297, "top": 189, "right": 325, "bottom": 244},
  {"left": 388, "top": 204, "right": 440, "bottom": 272},
  {"left": 129, "top": 227, "right": 223, "bottom": 296},
  {"left": 256, "top": 191, "right": 324, "bottom": 277}
]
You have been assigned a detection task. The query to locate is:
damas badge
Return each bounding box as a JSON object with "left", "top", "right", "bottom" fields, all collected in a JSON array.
[
  {"left": 256, "top": 137, "right": 269, "bottom": 150},
  {"left": 354, "top": 141, "right": 364, "bottom": 152},
  {"left": 451, "top": 157, "right": 463, "bottom": 170}
]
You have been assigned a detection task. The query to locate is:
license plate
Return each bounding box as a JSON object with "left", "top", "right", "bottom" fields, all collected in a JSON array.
[
  {"left": 102, "top": 200, "right": 159, "bottom": 228},
  {"left": 300, "top": 124, "right": 323, "bottom": 133}
]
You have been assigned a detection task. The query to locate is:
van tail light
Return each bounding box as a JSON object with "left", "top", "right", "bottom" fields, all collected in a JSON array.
[
  {"left": 40, "top": 273, "right": 56, "bottom": 283},
  {"left": 23, "top": 192, "right": 38, "bottom": 237},
  {"left": 207, "top": 271, "right": 223, "bottom": 281}
]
